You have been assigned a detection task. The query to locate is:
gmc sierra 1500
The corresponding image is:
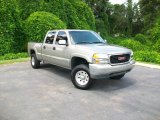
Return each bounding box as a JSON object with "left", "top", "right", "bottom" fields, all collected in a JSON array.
[{"left": 28, "top": 30, "right": 135, "bottom": 89}]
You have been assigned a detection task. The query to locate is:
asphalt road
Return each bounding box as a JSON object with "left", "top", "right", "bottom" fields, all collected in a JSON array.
[{"left": 0, "top": 62, "right": 160, "bottom": 120}]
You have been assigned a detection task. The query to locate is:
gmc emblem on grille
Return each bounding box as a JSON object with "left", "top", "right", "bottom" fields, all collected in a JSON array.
[{"left": 118, "top": 56, "right": 126, "bottom": 61}]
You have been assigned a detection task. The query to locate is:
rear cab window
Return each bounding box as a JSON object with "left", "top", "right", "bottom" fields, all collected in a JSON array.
[{"left": 45, "top": 31, "right": 56, "bottom": 44}]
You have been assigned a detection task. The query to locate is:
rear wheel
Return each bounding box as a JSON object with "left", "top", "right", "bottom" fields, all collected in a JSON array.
[
  {"left": 110, "top": 74, "right": 125, "bottom": 79},
  {"left": 71, "top": 64, "right": 93, "bottom": 90},
  {"left": 31, "top": 54, "right": 40, "bottom": 69}
]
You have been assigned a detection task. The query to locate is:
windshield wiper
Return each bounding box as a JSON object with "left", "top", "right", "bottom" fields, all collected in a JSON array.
[{"left": 76, "top": 41, "right": 92, "bottom": 44}]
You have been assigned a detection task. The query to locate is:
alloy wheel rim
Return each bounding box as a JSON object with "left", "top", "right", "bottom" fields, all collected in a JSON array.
[{"left": 75, "top": 70, "right": 89, "bottom": 86}]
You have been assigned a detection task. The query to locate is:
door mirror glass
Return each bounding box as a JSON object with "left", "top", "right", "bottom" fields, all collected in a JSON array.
[{"left": 58, "top": 40, "right": 67, "bottom": 45}]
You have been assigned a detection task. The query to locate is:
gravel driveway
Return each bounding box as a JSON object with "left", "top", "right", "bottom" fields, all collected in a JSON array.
[{"left": 0, "top": 62, "right": 160, "bottom": 120}]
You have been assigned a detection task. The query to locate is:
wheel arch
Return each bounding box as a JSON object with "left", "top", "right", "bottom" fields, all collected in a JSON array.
[
  {"left": 30, "top": 49, "right": 36, "bottom": 55},
  {"left": 71, "top": 56, "right": 90, "bottom": 69}
]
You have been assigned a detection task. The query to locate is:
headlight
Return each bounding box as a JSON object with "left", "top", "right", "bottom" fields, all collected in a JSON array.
[{"left": 92, "top": 53, "right": 109, "bottom": 64}]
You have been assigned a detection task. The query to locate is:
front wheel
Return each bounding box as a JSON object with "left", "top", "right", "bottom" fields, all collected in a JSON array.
[
  {"left": 110, "top": 74, "right": 125, "bottom": 80},
  {"left": 71, "top": 64, "right": 93, "bottom": 90},
  {"left": 31, "top": 54, "right": 40, "bottom": 69}
]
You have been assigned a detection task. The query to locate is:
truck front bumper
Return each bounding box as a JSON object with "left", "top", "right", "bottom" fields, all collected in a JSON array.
[{"left": 89, "top": 60, "right": 135, "bottom": 79}]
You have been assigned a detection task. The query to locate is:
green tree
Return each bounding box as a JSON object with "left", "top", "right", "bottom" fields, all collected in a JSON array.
[
  {"left": 127, "top": 0, "right": 133, "bottom": 36},
  {"left": 139, "top": 0, "right": 160, "bottom": 32},
  {"left": 18, "top": 0, "right": 44, "bottom": 20},
  {"left": 132, "top": 3, "right": 144, "bottom": 35},
  {"left": 109, "top": 4, "right": 127, "bottom": 35},
  {"left": 95, "top": 19, "right": 107, "bottom": 38},
  {"left": 0, "top": 0, "right": 24, "bottom": 55},
  {"left": 84, "top": 0, "right": 110, "bottom": 34},
  {"left": 149, "top": 16, "right": 160, "bottom": 43},
  {"left": 72, "top": 1, "right": 95, "bottom": 29}
]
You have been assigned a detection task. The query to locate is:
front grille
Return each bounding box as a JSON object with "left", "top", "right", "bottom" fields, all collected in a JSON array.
[{"left": 110, "top": 54, "right": 130, "bottom": 64}]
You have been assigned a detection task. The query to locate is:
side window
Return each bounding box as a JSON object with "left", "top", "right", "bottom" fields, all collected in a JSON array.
[
  {"left": 45, "top": 32, "right": 56, "bottom": 44},
  {"left": 55, "top": 31, "right": 68, "bottom": 45}
]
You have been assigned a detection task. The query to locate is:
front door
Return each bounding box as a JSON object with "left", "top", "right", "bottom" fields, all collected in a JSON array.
[{"left": 52, "top": 31, "right": 70, "bottom": 68}]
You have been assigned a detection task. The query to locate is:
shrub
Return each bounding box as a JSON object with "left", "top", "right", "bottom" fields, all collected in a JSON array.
[
  {"left": 135, "top": 51, "right": 160, "bottom": 64},
  {"left": 0, "top": 52, "right": 28, "bottom": 60},
  {"left": 154, "top": 39, "right": 160, "bottom": 52},
  {"left": 24, "top": 11, "right": 66, "bottom": 42},
  {"left": 107, "top": 37, "right": 125, "bottom": 44},
  {"left": 134, "top": 34, "right": 147, "bottom": 44},
  {"left": 118, "top": 39, "right": 145, "bottom": 51},
  {"left": 42, "top": 0, "right": 80, "bottom": 29},
  {"left": 149, "top": 27, "right": 160, "bottom": 44}
]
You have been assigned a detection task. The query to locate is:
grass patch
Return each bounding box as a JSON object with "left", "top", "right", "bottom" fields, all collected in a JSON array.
[
  {"left": 0, "top": 52, "right": 29, "bottom": 65},
  {"left": 0, "top": 57, "right": 29, "bottom": 65},
  {"left": 0, "top": 53, "right": 28, "bottom": 60}
]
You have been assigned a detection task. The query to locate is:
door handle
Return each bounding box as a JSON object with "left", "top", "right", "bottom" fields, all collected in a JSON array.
[
  {"left": 53, "top": 47, "right": 56, "bottom": 50},
  {"left": 43, "top": 46, "right": 46, "bottom": 49}
]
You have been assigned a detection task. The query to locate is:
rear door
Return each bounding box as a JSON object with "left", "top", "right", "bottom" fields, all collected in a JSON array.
[{"left": 41, "top": 31, "right": 57, "bottom": 64}]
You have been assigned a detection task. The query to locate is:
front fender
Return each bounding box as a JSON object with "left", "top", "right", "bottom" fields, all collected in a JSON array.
[{"left": 71, "top": 53, "right": 92, "bottom": 63}]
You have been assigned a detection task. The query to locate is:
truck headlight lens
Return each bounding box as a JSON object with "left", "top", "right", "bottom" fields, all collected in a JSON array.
[{"left": 92, "top": 53, "right": 109, "bottom": 64}]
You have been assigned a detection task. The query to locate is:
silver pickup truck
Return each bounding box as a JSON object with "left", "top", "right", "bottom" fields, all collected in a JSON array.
[{"left": 28, "top": 30, "right": 135, "bottom": 89}]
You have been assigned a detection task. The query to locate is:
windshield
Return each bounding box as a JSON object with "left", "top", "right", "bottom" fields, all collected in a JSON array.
[{"left": 69, "top": 31, "right": 105, "bottom": 44}]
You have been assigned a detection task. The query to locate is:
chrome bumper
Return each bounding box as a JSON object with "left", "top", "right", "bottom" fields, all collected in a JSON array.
[{"left": 89, "top": 60, "right": 135, "bottom": 79}]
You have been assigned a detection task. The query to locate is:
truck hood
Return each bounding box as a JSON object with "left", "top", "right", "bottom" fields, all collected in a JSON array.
[{"left": 75, "top": 44, "right": 132, "bottom": 54}]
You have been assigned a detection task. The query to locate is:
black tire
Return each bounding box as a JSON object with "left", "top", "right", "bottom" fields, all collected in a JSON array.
[
  {"left": 30, "top": 54, "right": 40, "bottom": 69},
  {"left": 110, "top": 74, "right": 125, "bottom": 80},
  {"left": 71, "top": 64, "right": 93, "bottom": 90}
]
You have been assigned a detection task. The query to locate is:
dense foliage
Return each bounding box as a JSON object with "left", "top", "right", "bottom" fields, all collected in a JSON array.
[
  {"left": 149, "top": 16, "right": 160, "bottom": 43},
  {"left": 84, "top": 0, "right": 160, "bottom": 64},
  {"left": 134, "top": 34, "right": 147, "bottom": 44},
  {"left": 0, "top": 0, "right": 160, "bottom": 64},
  {"left": 139, "top": 0, "right": 160, "bottom": 32},
  {"left": 119, "top": 39, "right": 145, "bottom": 51},
  {"left": 135, "top": 51, "right": 160, "bottom": 64},
  {"left": 72, "top": 1, "right": 95, "bottom": 29},
  {"left": 25, "top": 12, "right": 66, "bottom": 42},
  {"left": 0, "top": 0, "right": 23, "bottom": 56},
  {"left": 43, "top": 0, "right": 80, "bottom": 29},
  {"left": 95, "top": 19, "right": 108, "bottom": 38},
  {"left": 109, "top": 38, "right": 160, "bottom": 64},
  {"left": 154, "top": 40, "right": 160, "bottom": 52},
  {"left": 0, "top": 0, "right": 95, "bottom": 55}
]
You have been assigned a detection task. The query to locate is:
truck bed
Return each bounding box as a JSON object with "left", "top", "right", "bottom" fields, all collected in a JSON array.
[{"left": 28, "top": 42, "right": 43, "bottom": 60}]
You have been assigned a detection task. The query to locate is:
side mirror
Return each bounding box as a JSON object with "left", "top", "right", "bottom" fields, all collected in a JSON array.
[
  {"left": 58, "top": 40, "right": 68, "bottom": 46},
  {"left": 104, "top": 39, "right": 107, "bottom": 43}
]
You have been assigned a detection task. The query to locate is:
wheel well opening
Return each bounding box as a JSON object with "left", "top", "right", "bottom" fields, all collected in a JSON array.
[
  {"left": 30, "top": 49, "right": 35, "bottom": 55},
  {"left": 71, "top": 57, "right": 88, "bottom": 69}
]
